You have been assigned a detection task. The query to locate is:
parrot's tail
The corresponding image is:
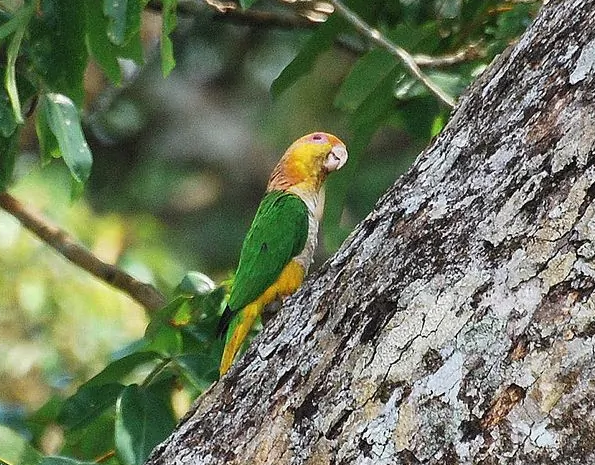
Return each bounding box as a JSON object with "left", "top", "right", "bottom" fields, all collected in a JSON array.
[
  {"left": 217, "top": 305, "right": 234, "bottom": 338},
  {"left": 219, "top": 303, "right": 260, "bottom": 376}
]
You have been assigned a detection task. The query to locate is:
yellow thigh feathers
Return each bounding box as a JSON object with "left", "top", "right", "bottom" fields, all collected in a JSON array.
[{"left": 219, "top": 260, "right": 305, "bottom": 376}]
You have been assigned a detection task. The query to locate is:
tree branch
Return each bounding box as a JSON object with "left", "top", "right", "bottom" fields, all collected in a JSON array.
[
  {"left": 0, "top": 192, "right": 167, "bottom": 312},
  {"left": 147, "top": 0, "right": 481, "bottom": 69},
  {"left": 212, "top": 8, "right": 315, "bottom": 29},
  {"left": 329, "top": 0, "right": 456, "bottom": 108},
  {"left": 146, "top": 0, "right": 315, "bottom": 29}
]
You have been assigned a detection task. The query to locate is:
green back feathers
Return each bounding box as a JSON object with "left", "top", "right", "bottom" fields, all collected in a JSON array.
[{"left": 228, "top": 190, "right": 309, "bottom": 312}]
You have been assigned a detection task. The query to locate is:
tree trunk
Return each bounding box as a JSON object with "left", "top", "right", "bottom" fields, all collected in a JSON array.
[{"left": 147, "top": 1, "right": 595, "bottom": 463}]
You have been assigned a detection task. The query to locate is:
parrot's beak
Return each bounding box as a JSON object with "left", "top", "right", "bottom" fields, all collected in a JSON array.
[{"left": 325, "top": 145, "right": 348, "bottom": 172}]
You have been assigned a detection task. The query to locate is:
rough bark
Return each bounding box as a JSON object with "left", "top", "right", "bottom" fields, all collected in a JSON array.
[{"left": 147, "top": 1, "right": 595, "bottom": 463}]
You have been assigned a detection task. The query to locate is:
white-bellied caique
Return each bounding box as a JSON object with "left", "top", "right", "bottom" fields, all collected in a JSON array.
[{"left": 218, "top": 132, "right": 348, "bottom": 376}]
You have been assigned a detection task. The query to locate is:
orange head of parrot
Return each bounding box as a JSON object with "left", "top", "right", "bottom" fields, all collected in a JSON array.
[{"left": 267, "top": 132, "right": 348, "bottom": 192}]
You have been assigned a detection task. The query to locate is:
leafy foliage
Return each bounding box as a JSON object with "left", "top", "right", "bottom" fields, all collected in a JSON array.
[
  {"left": 38, "top": 94, "right": 93, "bottom": 184},
  {"left": 84, "top": 0, "right": 144, "bottom": 84},
  {"left": 0, "top": 268, "right": 225, "bottom": 465},
  {"left": 115, "top": 384, "right": 176, "bottom": 465},
  {"left": 271, "top": 14, "right": 344, "bottom": 98},
  {"left": 0, "top": 0, "right": 539, "bottom": 463},
  {"left": 0, "top": 0, "right": 175, "bottom": 194},
  {"left": 160, "top": 0, "right": 177, "bottom": 77}
]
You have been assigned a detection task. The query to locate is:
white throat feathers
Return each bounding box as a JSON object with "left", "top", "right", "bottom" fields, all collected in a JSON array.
[{"left": 288, "top": 186, "right": 325, "bottom": 272}]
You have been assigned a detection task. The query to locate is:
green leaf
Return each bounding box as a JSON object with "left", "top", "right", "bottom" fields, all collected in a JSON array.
[
  {"left": 115, "top": 385, "right": 176, "bottom": 465},
  {"left": 0, "top": 128, "right": 19, "bottom": 192},
  {"left": 239, "top": 0, "right": 258, "bottom": 8},
  {"left": 60, "top": 410, "right": 116, "bottom": 461},
  {"left": 103, "top": 0, "right": 142, "bottom": 47},
  {"left": 335, "top": 49, "right": 396, "bottom": 111},
  {"left": 175, "top": 287, "right": 226, "bottom": 345},
  {"left": 492, "top": 3, "right": 536, "bottom": 41},
  {"left": 431, "top": 111, "right": 448, "bottom": 137},
  {"left": 176, "top": 272, "right": 216, "bottom": 296},
  {"left": 26, "top": 396, "right": 63, "bottom": 445},
  {"left": 28, "top": 0, "right": 88, "bottom": 105},
  {"left": 0, "top": 4, "right": 34, "bottom": 41},
  {"left": 271, "top": 14, "right": 343, "bottom": 98},
  {"left": 40, "top": 456, "right": 96, "bottom": 465},
  {"left": 84, "top": 351, "right": 162, "bottom": 388},
  {"left": 160, "top": 0, "right": 177, "bottom": 77},
  {"left": 348, "top": 68, "right": 400, "bottom": 133},
  {"left": 85, "top": 0, "right": 144, "bottom": 84},
  {"left": 0, "top": 425, "right": 42, "bottom": 465},
  {"left": 145, "top": 295, "right": 189, "bottom": 339},
  {"left": 69, "top": 177, "right": 86, "bottom": 201},
  {"left": 175, "top": 274, "right": 224, "bottom": 328},
  {"left": 189, "top": 285, "right": 226, "bottom": 321},
  {"left": 146, "top": 323, "right": 182, "bottom": 356},
  {"left": 396, "top": 97, "right": 441, "bottom": 140},
  {"left": 175, "top": 352, "right": 219, "bottom": 392},
  {"left": 40, "top": 93, "right": 93, "bottom": 184},
  {"left": 4, "top": 18, "right": 26, "bottom": 124},
  {"left": 59, "top": 383, "right": 124, "bottom": 430},
  {"left": 2, "top": 5, "right": 34, "bottom": 126},
  {"left": 0, "top": 83, "right": 18, "bottom": 138},
  {"left": 104, "top": 0, "right": 127, "bottom": 45},
  {"left": 386, "top": 22, "right": 440, "bottom": 54},
  {"left": 35, "top": 100, "right": 60, "bottom": 165}
]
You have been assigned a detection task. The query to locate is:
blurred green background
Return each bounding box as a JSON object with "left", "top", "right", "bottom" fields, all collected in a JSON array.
[{"left": 0, "top": 0, "right": 539, "bottom": 460}]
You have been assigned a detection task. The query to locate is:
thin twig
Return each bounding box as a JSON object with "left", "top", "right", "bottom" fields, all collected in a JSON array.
[
  {"left": 337, "top": 38, "right": 484, "bottom": 67},
  {"left": 413, "top": 45, "right": 484, "bottom": 67},
  {"left": 0, "top": 192, "right": 167, "bottom": 312},
  {"left": 94, "top": 449, "right": 116, "bottom": 463},
  {"left": 329, "top": 0, "right": 456, "bottom": 108}
]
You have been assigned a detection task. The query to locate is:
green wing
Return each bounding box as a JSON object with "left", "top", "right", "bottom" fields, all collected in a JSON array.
[{"left": 228, "top": 190, "right": 309, "bottom": 312}]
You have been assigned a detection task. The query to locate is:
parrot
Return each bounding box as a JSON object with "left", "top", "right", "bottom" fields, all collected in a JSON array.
[{"left": 218, "top": 132, "right": 348, "bottom": 376}]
